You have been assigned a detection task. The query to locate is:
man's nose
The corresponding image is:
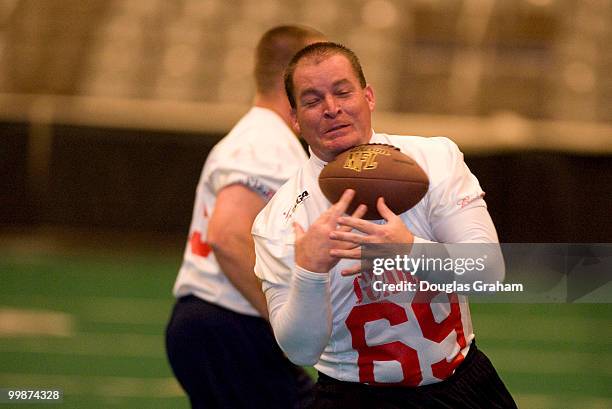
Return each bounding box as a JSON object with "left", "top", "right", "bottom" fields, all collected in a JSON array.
[{"left": 323, "top": 96, "right": 341, "bottom": 117}]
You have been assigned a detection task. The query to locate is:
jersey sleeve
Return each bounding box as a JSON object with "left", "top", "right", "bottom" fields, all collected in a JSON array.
[
  {"left": 253, "top": 233, "right": 295, "bottom": 285},
  {"left": 251, "top": 190, "right": 300, "bottom": 284},
  {"left": 412, "top": 138, "right": 503, "bottom": 284},
  {"left": 253, "top": 226, "right": 332, "bottom": 365},
  {"left": 207, "top": 141, "right": 292, "bottom": 202},
  {"left": 422, "top": 138, "right": 491, "bottom": 241}
]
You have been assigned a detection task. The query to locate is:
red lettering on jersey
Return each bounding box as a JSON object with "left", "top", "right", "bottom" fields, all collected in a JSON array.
[
  {"left": 354, "top": 272, "right": 381, "bottom": 303},
  {"left": 353, "top": 278, "right": 363, "bottom": 304},
  {"left": 353, "top": 270, "right": 414, "bottom": 304},
  {"left": 431, "top": 348, "right": 465, "bottom": 380},
  {"left": 346, "top": 278, "right": 467, "bottom": 385},
  {"left": 412, "top": 292, "right": 466, "bottom": 345},
  {"left": 381, "top": 270, "right": 398, "bottom": 298},
  {"left": 190, "top": 231, "right": 212, "bottom": 257},
  {"left": 346, "top": 302, "right": 422, "bottom": 386},
  {"left": 412, "top": 291, "right": 466, "bottom": 380}
]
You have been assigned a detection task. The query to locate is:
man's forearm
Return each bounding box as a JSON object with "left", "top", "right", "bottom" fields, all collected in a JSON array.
[
  {"left": 212, "top": 239, "right": 269, "bottom": 318},
  {"left": 265, "top": 265, "right": 332, "bottom": 366},
  {"left": 207, "top": 184, "right": 270, "bottom": 317}
]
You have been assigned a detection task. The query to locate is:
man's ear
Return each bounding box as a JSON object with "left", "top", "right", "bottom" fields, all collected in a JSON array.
[
  {"left": 364, "top": 85, "right": 375, "bottom": 112},
  {"left": 290, "top": 108, "right": 300, "bottom": 134}
]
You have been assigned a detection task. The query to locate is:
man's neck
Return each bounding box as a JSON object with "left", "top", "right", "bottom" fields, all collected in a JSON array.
[{"left": 253, "top": 92, "right": 293, "bottom": 129}]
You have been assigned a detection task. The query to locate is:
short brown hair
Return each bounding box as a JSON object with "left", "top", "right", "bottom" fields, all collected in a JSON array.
[
  {"left": 255, "top": 25, "right": 325, "bottom": 95},
  {"left": 284, "top": 42, "right": 367, "bottom": 109}
]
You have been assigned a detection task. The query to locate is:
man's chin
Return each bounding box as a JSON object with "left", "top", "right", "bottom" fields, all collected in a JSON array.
[
  {"left": 328, "top": 136, "right": 368, "bottom": 156},
  {"left": 334, "top": 144, "right": 355, "bottom": 156}
]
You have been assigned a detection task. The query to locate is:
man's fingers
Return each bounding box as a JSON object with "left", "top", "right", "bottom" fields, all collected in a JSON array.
[
  {"left": 336, "top": 215, "right": 376, "bottom": 234},
  {"left": 340, "top": 262, "right": 362, "bottom": 276},
  {"left": 337, "top": 204, "right": 367, "bottom": 233},
  {"left": 329, "top": 230, "right": 368, "bottom": 244},
  {"left": 329, "top": 247, "right": 361, "bottom": 259},
  {"left": 352, "top": 203, "right": 368, "bottom": 219},
  {"left": 377, "top": 197, "right": 397, "bottom": 221},
  {"left": 331, "top": 189, "right": 355, "bottom": 216}
]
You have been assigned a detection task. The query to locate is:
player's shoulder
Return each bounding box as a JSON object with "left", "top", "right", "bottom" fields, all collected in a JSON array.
[
  {"left": 378, "top": 133, "right": 464, "bottom": 187},
  {"left": 381, "top": 133, "right": 460, "bottom": 158},
  {"left": 214, "top": 108, "right": 293, "bottom": 153},
  {"left": 252, "top": 169, "right": 306, "bottom": 239},
  {"left": 205, "top": 108, "right": 306, "bottom": 176}
]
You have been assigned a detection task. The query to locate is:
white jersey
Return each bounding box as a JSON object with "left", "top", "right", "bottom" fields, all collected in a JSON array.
[
  {"left": 253, "top": 132, "right": 496, "bottom": 385},
  {"left": 173, "top": 107, "right": 308, "bottom": 316}
]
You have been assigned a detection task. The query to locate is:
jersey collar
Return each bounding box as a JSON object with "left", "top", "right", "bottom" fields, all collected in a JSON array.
[{"left": 308, "top": 147, "right": 328, "bottom": 171}]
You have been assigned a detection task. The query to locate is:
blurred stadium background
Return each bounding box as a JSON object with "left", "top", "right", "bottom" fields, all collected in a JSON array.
[{"left": 0, "top": 0, "right": 610, "bottom": 408}]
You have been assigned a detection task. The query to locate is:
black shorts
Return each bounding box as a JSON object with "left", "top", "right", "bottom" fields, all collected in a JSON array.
[
  {"left": 311, "top": 342, "right": 517, "bottom": 409},
  {"left": 165, "top": 295, "right": 314, "bottom": 409}
]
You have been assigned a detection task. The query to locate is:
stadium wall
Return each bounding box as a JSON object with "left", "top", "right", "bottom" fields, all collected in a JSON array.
[{"left": 2, "top": 120, "right": 610, "bottom": 243}]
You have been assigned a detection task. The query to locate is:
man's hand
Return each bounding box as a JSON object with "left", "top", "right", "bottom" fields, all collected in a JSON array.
[
  {"left": 328, "top": 197, "right": 415, "bottom": 276},
  {"left": 294, "top": 189, "right": 367, "bottom": 273}
]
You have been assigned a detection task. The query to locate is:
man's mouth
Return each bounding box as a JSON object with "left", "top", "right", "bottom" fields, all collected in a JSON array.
[{"left": 325, "top": 124, "right": 350, "bottom": 134}]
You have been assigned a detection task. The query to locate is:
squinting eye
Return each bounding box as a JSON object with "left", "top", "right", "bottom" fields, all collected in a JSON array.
[{"left": 304, "top": 99, "right": 319, "bottom": 106}]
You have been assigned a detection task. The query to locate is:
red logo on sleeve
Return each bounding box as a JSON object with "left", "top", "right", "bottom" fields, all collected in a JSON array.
[{"left": 190, "top": 231, "right": 212, "bottom": 258}]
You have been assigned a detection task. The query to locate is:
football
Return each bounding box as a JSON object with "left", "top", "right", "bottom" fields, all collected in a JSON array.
[{"left": 318, "top": 143, "right": 429, "bottom": 220}]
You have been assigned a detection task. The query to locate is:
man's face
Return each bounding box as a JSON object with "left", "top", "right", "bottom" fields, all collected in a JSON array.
[{"left": 290, "top": 54, "right": 375, "bottom": 162}]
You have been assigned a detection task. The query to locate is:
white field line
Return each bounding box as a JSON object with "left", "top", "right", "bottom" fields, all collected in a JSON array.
[
  {"left": 0, "top": 373, "right": 184, "bottom": 398},
  {"left": 0, "top": 308, "right": 74, "bottom": 337}
]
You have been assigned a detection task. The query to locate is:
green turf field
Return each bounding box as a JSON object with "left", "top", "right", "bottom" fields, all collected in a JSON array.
[{"left": 1, "top": 249, "right": 610, "bottom": 408}]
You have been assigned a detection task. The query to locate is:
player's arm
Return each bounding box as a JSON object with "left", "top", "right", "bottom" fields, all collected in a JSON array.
[
  {"left": 207, "top": 184, "right": 269, "bottom": 318},
  {"left": 258, "top": 266, "right": 332, "bottom": 366},
  {"left": 253, "top": 191, "right": 366, "bottom": 365}
]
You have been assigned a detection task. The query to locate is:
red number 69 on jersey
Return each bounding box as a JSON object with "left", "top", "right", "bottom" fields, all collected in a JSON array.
[{"left": 345, "top": 286, "right": 468, "bottom": 386}]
